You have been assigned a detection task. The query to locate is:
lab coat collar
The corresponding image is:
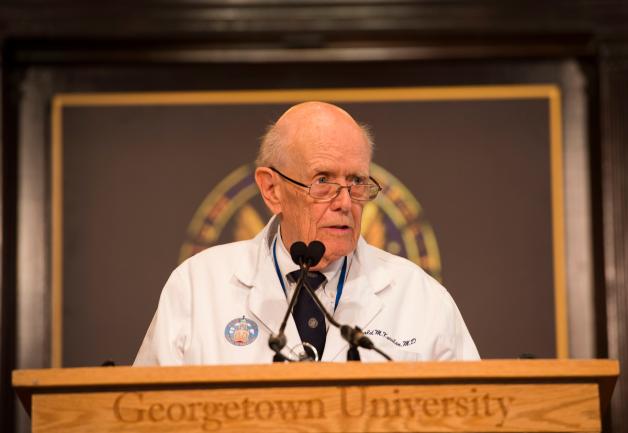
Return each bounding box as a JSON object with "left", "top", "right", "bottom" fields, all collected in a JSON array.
[
  {"left": 233, "top": 215, "right": 278, "bottom": 287},
  {"left": 236, "top": 216, "right": 294, "bottom": 340}
]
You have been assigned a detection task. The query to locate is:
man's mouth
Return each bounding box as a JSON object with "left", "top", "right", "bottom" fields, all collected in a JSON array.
[{"left": 323, "top": 225, "right": 352, "bottom": 231}]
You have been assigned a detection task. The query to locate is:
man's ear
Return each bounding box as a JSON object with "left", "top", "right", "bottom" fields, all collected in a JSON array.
[{"left": 255, "top": 167, "right": 282, "bottom": 215}]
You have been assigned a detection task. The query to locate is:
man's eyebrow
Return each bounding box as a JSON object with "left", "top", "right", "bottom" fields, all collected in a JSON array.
[
  {"left": 310, "top": 169, "right": 332, "bottom": 178},
  {"left": 348, "top": 172, "right": 369, "bottom": 180},
  {"left": 310, "top": 170, "right": 369, "bottom": 180}
]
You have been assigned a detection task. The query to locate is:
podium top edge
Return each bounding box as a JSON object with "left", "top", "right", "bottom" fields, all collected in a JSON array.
[{"left": 12, "top": 359, "right": 619, "bottom": 390}]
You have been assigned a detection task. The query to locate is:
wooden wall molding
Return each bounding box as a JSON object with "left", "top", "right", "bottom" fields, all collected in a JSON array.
[{"left": 0, "top": 1, "right": 625, "bottom": 39}]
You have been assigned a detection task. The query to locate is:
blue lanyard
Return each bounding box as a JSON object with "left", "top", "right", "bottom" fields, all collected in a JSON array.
[{"left": 272, "top": 237, "right": 347, "bottom": 311}]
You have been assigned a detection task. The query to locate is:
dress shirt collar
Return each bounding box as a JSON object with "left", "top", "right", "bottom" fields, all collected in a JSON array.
[{"left": 275, "top": 226, "right": 348, "bottom": 291}]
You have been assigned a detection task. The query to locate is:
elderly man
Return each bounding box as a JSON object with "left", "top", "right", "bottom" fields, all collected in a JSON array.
[{"left": 134, "top": 101, "right": 479, "bottom": 365}]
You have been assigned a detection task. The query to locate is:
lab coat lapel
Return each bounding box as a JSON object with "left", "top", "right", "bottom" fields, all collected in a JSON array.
[
  {"left": 321, "top": 238, "right": 390, "bottom": 361},
  {"left": 235, "top": 217, "right": 302, "bottom": 351},
  {"left": 248, "top": 266, "right": 304, "bottom": 353},
  {"left": 247, "top": 256, "right": 286, "bottom": 335}
]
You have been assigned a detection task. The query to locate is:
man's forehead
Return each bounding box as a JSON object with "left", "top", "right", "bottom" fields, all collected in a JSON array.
[
  {"left": 273, "top": 101, "right": 371, "bottom": 170},
  {"left": 303, "top": 149, "right": 371, "bottom": 176},
  {"left": 277, "top": 103, "right": 363, "bottom": 143}
]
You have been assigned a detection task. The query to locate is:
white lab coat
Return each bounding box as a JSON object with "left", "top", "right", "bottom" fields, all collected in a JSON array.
[{"left": 134, "top": 217, "right": 479, "bottom": 365}]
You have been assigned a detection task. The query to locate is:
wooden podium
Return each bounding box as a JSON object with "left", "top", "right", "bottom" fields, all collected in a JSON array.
[{"left": 13, "top": 360, "right": 618, "bottom": 433}]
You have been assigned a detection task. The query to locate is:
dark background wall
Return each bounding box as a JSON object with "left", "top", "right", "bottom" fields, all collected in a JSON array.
[
  {"left": 58, "top": 96, "right": 557, "bottom": 367},
  {"left": 1, "top": 1, "right": 628, "bottom": 433}
]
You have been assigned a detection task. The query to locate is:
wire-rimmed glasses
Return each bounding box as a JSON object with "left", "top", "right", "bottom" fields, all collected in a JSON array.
[{"left": 269, "top": 167, "right": 382, "bottom": 202}]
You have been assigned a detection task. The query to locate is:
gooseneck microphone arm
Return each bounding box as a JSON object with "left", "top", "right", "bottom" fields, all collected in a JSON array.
[
  {"left": 299, "top": 280, "right": 341, "bottom": 328},
  {"left": 268, "top": 242, "right": 310, "bottom": 362},
  {"left": 340, "top": 324, "right": 393, "bottom": 361},
  {"left": 269, "top": 241, "right": 327, "bottom": 362},
  {"left": 268, "top": 270, "right": 309, "bottom": 362}
]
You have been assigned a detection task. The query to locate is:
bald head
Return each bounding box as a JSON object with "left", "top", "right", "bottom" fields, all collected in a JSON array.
[{"left": 256, "top": 101, "right": 373, "bottom": 168}]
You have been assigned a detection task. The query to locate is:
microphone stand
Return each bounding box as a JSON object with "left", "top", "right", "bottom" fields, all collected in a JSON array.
[{"left": 347, "top": 345, "right": 361, "bottom": 361}]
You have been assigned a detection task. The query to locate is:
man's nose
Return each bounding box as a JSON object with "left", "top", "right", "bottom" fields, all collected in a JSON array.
[{"left": 331, "top": 186, "right": 353, "bottom": 211}]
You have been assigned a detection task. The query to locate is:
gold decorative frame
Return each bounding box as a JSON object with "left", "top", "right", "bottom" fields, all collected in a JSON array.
[{"left": 51, "top": 85, "right": 566, "bottom": 366}]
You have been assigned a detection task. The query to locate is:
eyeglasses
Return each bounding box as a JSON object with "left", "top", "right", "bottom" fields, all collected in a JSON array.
[{"left": 269, "top": 167, "right": 382, "bottom": 202}]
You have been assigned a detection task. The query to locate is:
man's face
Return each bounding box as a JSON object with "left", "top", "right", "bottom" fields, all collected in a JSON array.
[{"left": 276, "top": 120, "right": 371, "bottom": 269}]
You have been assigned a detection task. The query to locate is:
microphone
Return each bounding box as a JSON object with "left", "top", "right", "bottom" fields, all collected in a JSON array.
[
  {"left": 339, "top": 324, "right": 393, "bottom": 361},
  {"left": 290, "top": 241, "right": 308, "bottom": 267},
  {"left": 340, "top": 325, "right": 374, "bottom": 350},
  {"left": 305, "top": 241, "right": 325, "bottom": 267},
  {"left": 268, "top": 240, "right": 324, "bottom": 362}
]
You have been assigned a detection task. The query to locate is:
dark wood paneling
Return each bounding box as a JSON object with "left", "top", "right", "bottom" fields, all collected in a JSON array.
[
  {"left": 600, "top": 43, "right": 628, "bottom": 433},
  {"left": 0, "top": 1, "right": 626, "bottom": 38},
  {"left": 0, "top": 60, "right": 20, "bottom": 433}
]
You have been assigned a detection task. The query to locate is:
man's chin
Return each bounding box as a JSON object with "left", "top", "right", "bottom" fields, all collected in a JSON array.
[{"left": 316, "top": 240, "right": 357, "bottom": 263}]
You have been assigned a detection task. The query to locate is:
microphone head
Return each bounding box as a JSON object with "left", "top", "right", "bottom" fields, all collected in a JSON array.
[
  {"left": 340, "top": 325, "right": 353, "bottom": 342},
  {"left": 289, "top": 241, "right": 308, "bottom": 266},
  {"left": 306, "top": 241, "right": 326, "bottom": 267}
]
